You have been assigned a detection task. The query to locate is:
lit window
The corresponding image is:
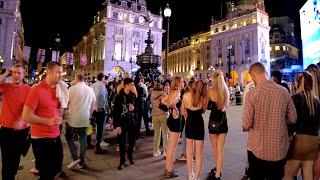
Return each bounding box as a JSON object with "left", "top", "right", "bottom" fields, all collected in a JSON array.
[
  {"left": 275, "top": 46, "right": 280, "bottom": 51},
  {"left": 283, "top": 46, "right": 286, "bottom": 51},
  {"left": 270, "top": 47, "right": 272, "bottom": 51},
  {"left": 114, "top": 41, "right": 122, "bottom": 60}
]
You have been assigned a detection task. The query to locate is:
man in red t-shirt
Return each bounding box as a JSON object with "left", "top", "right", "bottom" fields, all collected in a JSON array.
[
  {"left": 23, "top": 62, "right": 63, "bottom": 180},
  {"left": 0, "top": 64, "right": 31, "bottom": 180}
]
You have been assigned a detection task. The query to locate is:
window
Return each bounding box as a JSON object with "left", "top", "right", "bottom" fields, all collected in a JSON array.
[
  {"left": 134, "top": 16, "right": 139, "bottom": 23},
  {"left": 132, "top": 31, "right": 140, "bottom": 37},
  {"left": 0, "top": 19, "right": 2, "bottom": 25},
  {"left": 153, "top": 21, "right": 158, "bottom": 28},
  {"left": 283, "top": 46, "right": 286, "bottom": 51},
  {"left": 275, "top": 46, "right": 280, "bottom": 51},
  {"left": 132, "top": 42, "right": 139, "bottom": 51},
  {"left": 0, "top": 1, "right": 3, "bottom": 9},
  {"left": 114, "top": 41, "right": 122, "bottom": 61},
  {"left": 113, "top": 12, "right": 118, "bottom": 19}
]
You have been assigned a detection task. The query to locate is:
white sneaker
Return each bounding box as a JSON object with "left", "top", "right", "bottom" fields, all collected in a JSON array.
[
  {"left": 77, "top": 164, "right": 84, "bottom": 169},
  {"left": 153, "top": 151, "right": 161, "bottom": 157},
  {"left": 100, "top": 141, "right": 109, "bottom": 147},
  {"left": 67, "top": 159, "right": 81, "bottom": 169}
]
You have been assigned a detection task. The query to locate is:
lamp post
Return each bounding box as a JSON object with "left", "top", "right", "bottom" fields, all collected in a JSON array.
[
  {"left": 55, "top": 34, "right": 61, "bottom": 62},
  {"left": 164, "top": 3, "right": 171, "bottom": 79},
  {"left": 227, "top": 44, "right": 233, "bottom": 79}
]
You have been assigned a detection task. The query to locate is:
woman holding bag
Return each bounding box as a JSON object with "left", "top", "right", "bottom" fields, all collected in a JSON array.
[{"left": 207, "top": 71, "right": 229, "bottom": 180}]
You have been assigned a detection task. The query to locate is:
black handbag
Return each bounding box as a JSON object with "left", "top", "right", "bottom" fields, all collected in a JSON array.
[
  {"left": 208, "top": 111, "right": 226, "bottom": 131},
  {"left": 159, "top": 99, "right": 169, "bottom": 112}
]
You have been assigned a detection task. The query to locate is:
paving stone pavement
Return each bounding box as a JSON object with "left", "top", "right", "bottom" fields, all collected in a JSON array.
[{"left": 7, "top": 105, "right": 249, "bottom": 180}]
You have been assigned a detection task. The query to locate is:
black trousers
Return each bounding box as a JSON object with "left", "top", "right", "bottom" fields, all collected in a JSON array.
[
  {"left": 32, "top": 136, "right": 63, "bottom": 180},
  {"left": 93, "top": 110, "right": 106, "bottom": 147},
  {"left": 117, "top": 127, "right": 136, "bottom": 163},
  {"left": 135, "top": 101, "right": 150, "bottom": 138},
  {"left": 248, "top": 150, "right": 286, "bottom": 180},
  {"left": 0, "top": 127, "right": 29, "bottom": 180}
]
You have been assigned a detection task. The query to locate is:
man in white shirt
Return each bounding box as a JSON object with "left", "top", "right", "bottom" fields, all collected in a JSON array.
[{"left": 65, "top": 74, "right": 96, "bottom": 169}]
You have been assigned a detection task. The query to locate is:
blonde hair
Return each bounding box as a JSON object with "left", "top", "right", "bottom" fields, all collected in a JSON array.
[
  {"left": 168, "top": 76, "right": 182, "bottom": 99},
  {"left": 296, "top": 71, "right": 316, "bottom": 116},
  {"left": 191, "top": 80, "right": 207, "bottom": 107},
  {"left": 309, "top": 70, "right": 320, "bottom": 99},
  {"left": 211, "top": 70, "right": 229, "bottom": 110}
]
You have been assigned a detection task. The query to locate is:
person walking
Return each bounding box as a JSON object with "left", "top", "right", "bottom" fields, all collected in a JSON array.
[
  {"left": 23, "top": 62, "right": 64, "bottom": 180},
  {"left": 181, "top": 80, "right": 208, "bottom": 180},
  {"left": 0, "top": 64, "right": 31, "bottom": 180},
  {"left": 91, "top": 73, "right": 108, "bottom": 154},
  {"left": 242, "top": 62, "right": 297, "bottom": 180},
  {"left": 207, "top": 71, "right": 230, "bottom": 180},
  {"left": 65, "top": 74, "right": 96, "bottom": 169}
]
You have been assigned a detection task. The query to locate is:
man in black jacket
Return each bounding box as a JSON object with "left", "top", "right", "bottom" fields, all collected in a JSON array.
[{"left": 113, "top": 78, "right": 136, "bottom": 170}]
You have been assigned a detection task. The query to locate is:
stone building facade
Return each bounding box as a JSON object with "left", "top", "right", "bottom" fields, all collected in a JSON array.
[
  {"left": 0, "top": 0, "right": 23, "bottom": 68},
  {"left": 71, "top": 0, "right": 164, "bottom": 81}
]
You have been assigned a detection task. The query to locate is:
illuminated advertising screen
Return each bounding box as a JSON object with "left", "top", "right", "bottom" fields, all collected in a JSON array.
[{"left": 300, "top": 0, "right": 320, "bottom": 69}]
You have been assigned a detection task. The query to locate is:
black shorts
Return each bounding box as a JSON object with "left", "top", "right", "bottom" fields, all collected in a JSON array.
[{"left": 167, "top": 115, "right": 181, "bottom": 133}]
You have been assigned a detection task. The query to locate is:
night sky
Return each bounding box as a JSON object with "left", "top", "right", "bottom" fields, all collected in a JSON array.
[{"left": 20, "top": 0, "right": 307, "bottom": 53}]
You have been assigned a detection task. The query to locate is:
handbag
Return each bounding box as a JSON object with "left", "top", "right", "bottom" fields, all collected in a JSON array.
[
  {"left": 159, "top": 99, "right": 169, "bottom": 112},
  {"left": 208, "top": 111, "right": 226, "bottom": 131}
]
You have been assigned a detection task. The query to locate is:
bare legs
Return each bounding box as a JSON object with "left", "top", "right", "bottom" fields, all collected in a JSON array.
[
  {"left": 284, "top": 160, "right": 315, "bottom": 180},
  {"left": 165, "top": 131, "right": 180, "bottom": 172},
  {"left": 209, "top": 133, "right": 227, "bottom": 178},
  {"left": 186, "top": 139, "right": 204, "bottom": 179},
  {"left": 314, "top": 150, "right": 320, "bottom": 180}
]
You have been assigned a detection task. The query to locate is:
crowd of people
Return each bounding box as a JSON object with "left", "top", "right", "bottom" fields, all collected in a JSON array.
[{"left": 0, "top": 61, "right": 319, "bottom": 180}]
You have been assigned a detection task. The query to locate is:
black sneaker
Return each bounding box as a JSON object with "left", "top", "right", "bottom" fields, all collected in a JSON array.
[{"left": 164, "top": 169, "right": 179, "bottom": 178}]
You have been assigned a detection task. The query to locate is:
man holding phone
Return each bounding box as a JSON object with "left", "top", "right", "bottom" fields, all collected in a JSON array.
[{"left": 0, "top": 64, "right": 31, "bottom": 180}]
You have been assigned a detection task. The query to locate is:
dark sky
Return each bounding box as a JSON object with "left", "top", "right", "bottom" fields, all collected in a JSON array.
[{"left": 20, "top": 0, "right": 307, "bottom": 52}]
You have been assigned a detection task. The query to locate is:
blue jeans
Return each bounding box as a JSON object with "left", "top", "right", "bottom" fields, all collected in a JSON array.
[{"left": 65, "top": 123, "right": 87, "bottom": 164}]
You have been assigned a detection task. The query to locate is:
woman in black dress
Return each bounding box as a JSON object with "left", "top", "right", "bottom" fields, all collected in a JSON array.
[
  {"left": 161, "top": 76, "right": 184, "bottom": 178},
  {"left": 207, "top": 71, "right": 229, "bottom": 180},
  {"left": 181, "top": 80, "right": 208, "bottom": 180}
]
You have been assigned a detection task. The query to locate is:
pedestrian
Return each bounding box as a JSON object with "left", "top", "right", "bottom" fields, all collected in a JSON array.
[
  {"left": 151, "top": 83, "right": 169, "bottom": 157},
  {"left": 242, "top": 62, "right": 297, "bottom": 180},
  {"left": 181, "top": 80, "right": 208, "bottom": 180},
  {"left": 91, "top": 73, "right": 108, "bottom": 154},
  {"left": 306, "top": 64, "right": 320, "bottom": 180},
  {"left": 177, "top": 80, "right": 194, "bottom": 162},
  {"left": 162, "top": 76, "right": 184, "bottom": 178},
  {"left": 284, "top": 71, "right": 320, "bottom": 179},
  {"left": 0, "top": 64, "right": 31, "bottom": 180},
  {"left": 207, "top": 71, "right": 230, "bottom": 180},
  {"left": 23, "top": 62, "right": 64, "bottom": 180},
  {"left": 134, "top": 76, "right": 151, "bottom": 139},
  {"left": 65, "top": 74, "right": 96, "bottom": 169},
  {"left": 113, "top": 78, "right": 137, "bottom": 170}
]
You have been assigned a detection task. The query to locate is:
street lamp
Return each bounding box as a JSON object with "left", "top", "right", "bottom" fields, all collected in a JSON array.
[
  {"left": 208, "top": 65, "right": 215, "bottom": 76},
  {"left": 0, "top": 56, "right": 4, "bottom": 69},
  {"left": 227, "top": 44, "right": 233, "bottom": 79},
  {"left": 164, "top": 3, "right": 171, "bottom": 79},
  {"left": 55, "top": 34, "right": 61, "bottom": 62}
]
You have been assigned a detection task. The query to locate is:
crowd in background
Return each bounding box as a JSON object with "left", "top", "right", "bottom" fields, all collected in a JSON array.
[{"left": 0, "top": 61, "right": 319, "bottom": 180}]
